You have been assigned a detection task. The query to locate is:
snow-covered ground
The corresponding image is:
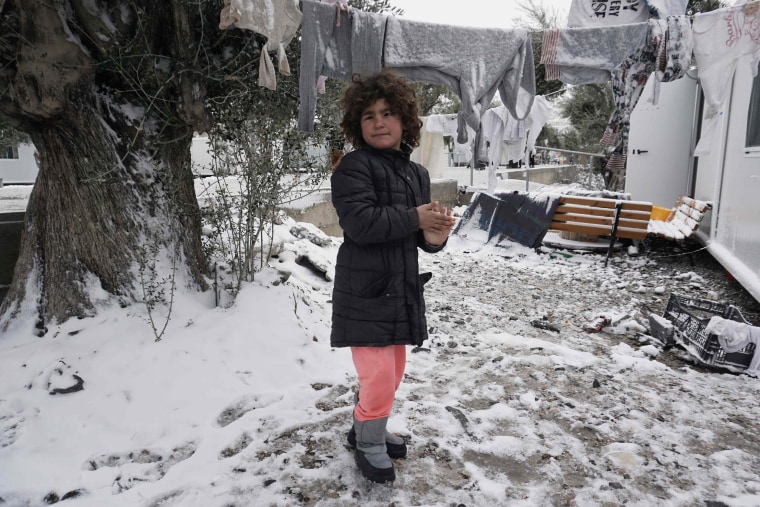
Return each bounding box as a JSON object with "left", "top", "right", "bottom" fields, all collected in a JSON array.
[{"left": 2, "top": 186, "right": 760, "bottom": 506}]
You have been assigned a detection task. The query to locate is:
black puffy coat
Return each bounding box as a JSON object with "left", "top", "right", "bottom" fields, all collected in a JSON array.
[{"left": 330, "top": 144, "right": 443, "bottom": 348}]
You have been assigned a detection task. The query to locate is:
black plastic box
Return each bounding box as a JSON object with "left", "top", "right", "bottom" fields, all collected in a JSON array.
[{"left": 663, "top": 294, "right": 756, "bottom": 371}]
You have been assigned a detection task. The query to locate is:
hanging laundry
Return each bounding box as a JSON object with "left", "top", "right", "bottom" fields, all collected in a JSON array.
[
  {"left": 383, "top": 17, "right": 535, "bottom": 155},
  {"left": 650, "top": 15, "right": 693, "bottom": 105},
  {"left": 483, "top": 107, "right": 510, "bottom": 159},
  {"left": 567, "top": 0, "right": 649, "bottom": 27},
  {"left": 541, "top": 23, "right": 650, "bottom": 84},
  {"left": 503, "top": 114, "right": 526, "bottom": 143},
  {"left": 567, "top": 0, "right": 688, "bottom": 28},
  {"left": 601, "top": 17, "right": 692, "bottom": 171},
  {"left": 411, "top": 117, "right": 446, "bottom": 179},
  {"left": 523, "top": 96, "right": 554, "bottom": 160},
  {"left": 601, "top": 19, "right": 666, "bottom": 171},
  {"left": 450, "top": 98, "right": 552, "bottom": 172},
  {"left": 500, "top": 96, "right": 553, "bottom": 166},
  {"left": 314, "top": 1, "right": 350, "bottom": 96},
  {"left": 692, "top": 1, "right": 760, "bottom": 155},
  {"left": 219, "top": 0, "right": 302, "bottom": 91},
  {"left": 501, "top": 113, "right": 527, "bottom": 166},
  {"left": 298, "top": 0, "right": 386, "bottom": 132},
  {"left": 645, "top": 0, "right": 689, "bottom": 19},
  {"left": 542, "top": 17, "right": 691, "bottom": 171},
  {"left": 425, "top": 114, "right": 476, "bottom": 165}
]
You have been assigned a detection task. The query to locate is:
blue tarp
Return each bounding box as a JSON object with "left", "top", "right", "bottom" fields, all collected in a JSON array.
[{"left": 453, "top": 191, "right": 561, "bottom": 249}]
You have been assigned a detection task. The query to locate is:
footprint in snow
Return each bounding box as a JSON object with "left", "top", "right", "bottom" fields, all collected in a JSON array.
[{"left": 83, "top": 440, "right": 198, "bottom": 492}]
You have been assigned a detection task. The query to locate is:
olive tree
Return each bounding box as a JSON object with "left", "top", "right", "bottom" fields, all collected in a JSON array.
[{"left": 1, "top": 2, "right": 212, "bottom": 333}]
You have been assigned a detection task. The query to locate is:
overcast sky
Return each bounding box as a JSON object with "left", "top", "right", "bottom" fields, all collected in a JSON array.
[{"left": 394, "top": 0, "right": 571, "bottom": 28}]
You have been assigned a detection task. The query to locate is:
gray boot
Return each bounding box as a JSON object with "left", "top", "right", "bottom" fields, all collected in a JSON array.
[
  {"left": 349, "top": 393, "right": 407, "bottom": 458},
  {"left": 353, "top": 417, "right": 395, "bottom": 483}
]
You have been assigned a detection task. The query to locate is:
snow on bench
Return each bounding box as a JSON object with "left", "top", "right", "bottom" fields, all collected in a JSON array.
[{"left": 647, "top": 196, "right": 711, "bottom": 242}]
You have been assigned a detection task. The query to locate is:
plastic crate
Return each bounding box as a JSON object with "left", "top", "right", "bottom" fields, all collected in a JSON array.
[{"left": 662, "top": 293, "right": 757, "bottom": 371}]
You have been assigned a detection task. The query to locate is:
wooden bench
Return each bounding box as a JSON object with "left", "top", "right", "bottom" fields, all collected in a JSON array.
[
  {"left": 647, "top": 196, "right": 711, "bottom": 241},
  {"left": 645, "top": 196, "right": 712, "bottom": 263},
  {"left": 549, "top": 195, "right": 653, "bottom": 266}
]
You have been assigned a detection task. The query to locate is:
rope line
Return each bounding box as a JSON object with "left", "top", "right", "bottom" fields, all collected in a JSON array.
[{"left": 644, "top": 244, "right": 710, "bottom": 260}]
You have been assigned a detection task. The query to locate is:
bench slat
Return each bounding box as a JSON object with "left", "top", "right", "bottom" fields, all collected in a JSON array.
[
  {"left": 616, "top": 218, "right": 650, "bottom": 230},
  {"left": 549, "top": 222, "right": 649, "bottom": 240},
  {"left": 679, "top": 196, "right": 711, "bottom": 213},
  {"left": 558, "top": 196, "right": 653, "bottom": 212},
  {"left": 550, "top": 222, "right": 616, "bottom": 237},
  {"left": 554, "top": 206, "right": 651, "bottom": 219},
  {"left": 617, "top": 209, "right": 652, "bottom": 221},
  {"left": 555, "top": 204, "right": 616, "bottom": 217},
  {"left": 552, "top": 216, "right": 649, "bottom": 230},
  {"left": 552, "top": 213, "right": 614, "bottom": 227},
  {"left": 675, "top": 204, "right": 704, "bottom": 223}
]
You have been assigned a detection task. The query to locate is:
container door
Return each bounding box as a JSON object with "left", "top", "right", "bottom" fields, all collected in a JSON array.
[{"left": 625, "top": 75, "right": 699, "bottom": 208}]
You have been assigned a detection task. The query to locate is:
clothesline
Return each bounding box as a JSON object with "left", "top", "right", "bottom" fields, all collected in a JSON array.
[
  {"left": 543, "top": 86, "right": 567, "bottom": 98},
  {"left": 219, "top": 0, "right": 760, "bottom": 171},
  {"left": 412, "top": 0, "right": 760, "bottom": 34},
  {"left": 521, "top": 11, "right": 732, "bottom": 34},
  {"left": 217, "top": 0, "right": 759, "bottom": 91}
]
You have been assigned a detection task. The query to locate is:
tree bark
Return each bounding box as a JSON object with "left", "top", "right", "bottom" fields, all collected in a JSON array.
[{"left": 0, "top": 0, "right": 208, "bottom": 333}]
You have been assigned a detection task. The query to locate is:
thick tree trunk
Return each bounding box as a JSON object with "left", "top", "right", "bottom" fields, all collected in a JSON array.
[
  {"left": 0, "top": 0, "right": 209, "bottom": 332},
  {"left": 1, "top": 95, "right": 207, "bottom": 332}
]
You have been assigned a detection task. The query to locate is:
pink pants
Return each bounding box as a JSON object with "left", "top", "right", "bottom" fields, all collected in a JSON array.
[{"left": 351, "top": 345, "right": 406, "bottom": 421}]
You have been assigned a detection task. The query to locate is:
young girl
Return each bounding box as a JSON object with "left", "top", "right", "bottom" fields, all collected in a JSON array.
[{"left": 330, "top": 70, "right": 456, "bottom": 483}]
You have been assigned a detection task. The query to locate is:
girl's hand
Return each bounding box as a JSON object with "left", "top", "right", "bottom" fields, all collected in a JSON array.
[{"left": 417, "top": 201, "right": 456, "bottom": 246}]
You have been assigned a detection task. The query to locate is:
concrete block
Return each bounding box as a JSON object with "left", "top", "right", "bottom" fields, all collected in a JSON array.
[{"left": 279, "top": 179, "right": 461, "bottom": 238}]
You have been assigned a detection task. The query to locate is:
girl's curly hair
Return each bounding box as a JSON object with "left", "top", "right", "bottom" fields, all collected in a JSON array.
[{"left": 340, "top": 70, "right": 422, "bottom": 150}]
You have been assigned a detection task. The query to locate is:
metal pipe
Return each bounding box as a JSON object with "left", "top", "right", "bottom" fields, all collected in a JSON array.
[{"left": 534, "top": 146, "right": 605, "bottom": 158}]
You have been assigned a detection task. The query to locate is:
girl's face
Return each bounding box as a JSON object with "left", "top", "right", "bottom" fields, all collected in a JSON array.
[{"left": 360, "top": 98, "right": 403, "bottom": 151}]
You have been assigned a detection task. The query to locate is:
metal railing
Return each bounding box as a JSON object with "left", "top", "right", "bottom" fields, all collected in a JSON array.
[{"left": 533, "top": 146, "right": 605, "bottom": 191}]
